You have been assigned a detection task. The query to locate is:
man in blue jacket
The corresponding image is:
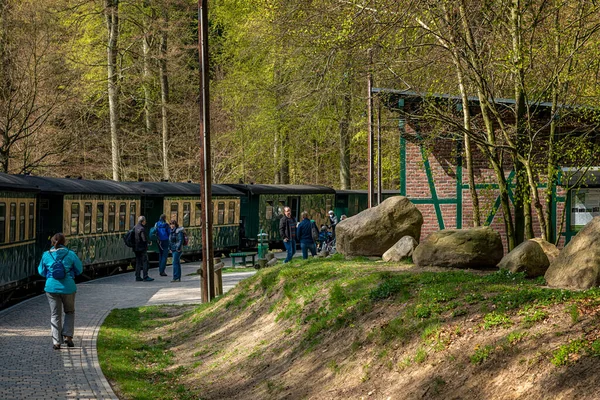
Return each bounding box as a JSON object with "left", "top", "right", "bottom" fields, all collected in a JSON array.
[
  {"left": 296, "top": 211, "right": 317, "bottom": 259},
  {"left": 154, "top": 214, "right": 171, "bottom": 276}
]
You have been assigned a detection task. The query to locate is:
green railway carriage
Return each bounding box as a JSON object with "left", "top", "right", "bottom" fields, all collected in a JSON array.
[
  {"left": 226, "top": 184, "right": 336, "bottom": 248},
  {"left": 20, "top": 175, "right": 142, "bottom": 274},
  {"left": 335, "top": 190, "right": 401, "bottom": 218},
  {"left": 0, "top": 174, "right": 40, "bottom": 305},
  {"left": 128, "top": 182, "right": 243, "bottom": 259}
]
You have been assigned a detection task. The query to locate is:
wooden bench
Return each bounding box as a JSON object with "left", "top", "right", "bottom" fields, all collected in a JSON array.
[{"left": 230, "top": 252, "right": 257, "bottom": 267}]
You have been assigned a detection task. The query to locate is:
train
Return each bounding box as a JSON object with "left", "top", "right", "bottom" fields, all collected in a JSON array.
[{"left": 0, "top": 173, "right": 397, "bottom": 307}]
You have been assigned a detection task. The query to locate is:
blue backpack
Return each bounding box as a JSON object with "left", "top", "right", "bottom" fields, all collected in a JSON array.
[
  {"left": 46, "top": 250, "right": 69, "bottom": 280},
  {"left": 156, "top": 221, "right": 170, "bottom": 240}
]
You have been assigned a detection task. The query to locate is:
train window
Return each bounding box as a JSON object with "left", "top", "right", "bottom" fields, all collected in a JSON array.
[
  {"left": 217, "top": 202, "right": 225, "bottom": 225},
  {"left": 28, "top": 202, "right": 34, "bottom": 239},
  {"left": 129, "top": 203, "right": 136, "bottom": 229},
  {"left": 97, "top": 203, "right": 104, "bottom": 233},
  {"left": 19, "top": 203, "right": 25, "bottom": 241},
  {"left": 170, "top": 203, "right": 179, "bottom": 224},
  {"left": 183, "top": 202, "right": 190, "bottom": 227},
  {"left": 84, "top": 202, "right": 92, "bottom": 234},
  {"left": 228, "top": 201, "right": 235, "bottom": 224},
  {"left": 71, "top": 203, "right": 80, "bottom": 235},
  {"left": 108, "top": 202, "right": 116, "bottom": 232},
  {"left": 326, "top": 198, "right": 332, "bottom": 212},
  {"left": 265, "top": 201, "right": 273, "bottom": 220},
  {"left": 354, "top": 197, "right": 359, "bottom": 213},
  {"left": 9, "top": 203, "right": 15, "bottom": 242},
  {"left": 278, "top": 201, "right": 285, "bottom": 215},
  {"left": 0, "top": 203, "right": 5, "bottom": 243},
  {"left": 119, "top": 202, "right": 126, "bottom": 231},
  {"left": 194, "top": 202, "right": 202, "bottom": 225}
]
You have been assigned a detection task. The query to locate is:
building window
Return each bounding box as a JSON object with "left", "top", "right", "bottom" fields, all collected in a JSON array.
[
  {"left": 170, "top": 202, "right": 179, "bottom": 224},
  {"left": 217, "top": 202, "right": 225, "bottom": 225},
  {"left": 119, "top": 202, "right": 126, "bottom": 231},
  {"left": 84, "top": 202, "right": 92, "bottom": 234},
  {"left": 0, "top": 203, "right": 5, "bottom": 243},
  {"left": 228, "top": 201, "right": 236, "bottom": 224},
  {"left": 265, "top": 201, "right": 273, "bottom": 220},
  {"left": 19, "top": 203, "right": 25, "bottom": 240},
  {"left": 71, "top": 203, "right": 80, "bottom": 235},
  {"left": 129, "top": 202, "right": 136, "bottom": 229},
  {"left": 183, "top": 202, "right": 190, "bottom": 227},
  {"left": 195, "top": 202, "right": 202, "bottom": 226},
  {"left": 28, "top": 202, "right": 34, "bottom": 239},
  {"left": 97, "top": 203, "right": 104, "bottom": 233},
  {"left": 108, "top": 202, "right": 116, "bottom": 232},
  {"left": 9, "top": 203, "right": 16, "bottom": 242}
]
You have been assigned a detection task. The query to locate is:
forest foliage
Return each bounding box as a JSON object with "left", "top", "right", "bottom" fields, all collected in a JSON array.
[{"left": 1, "top": 0, "right": 600, "bottom": 199}]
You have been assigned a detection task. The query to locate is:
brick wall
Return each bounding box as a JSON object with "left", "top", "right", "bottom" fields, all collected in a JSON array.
[{"left": 401, "top": 126, "right": 568, "bottom": 252}]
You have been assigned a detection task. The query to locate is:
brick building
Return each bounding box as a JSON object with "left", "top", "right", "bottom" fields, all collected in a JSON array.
[{"left": 376, "top": 89, "right": 596, "bottom": 252}]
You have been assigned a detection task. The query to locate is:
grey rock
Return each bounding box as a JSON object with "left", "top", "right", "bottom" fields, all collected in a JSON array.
[
  {"left": 497, "top": 240, "right": 549, "bottom": 277},
  {"left": 382, "top": 236, "right": 418, "bottom": 262},
  {"left": 267, "top": 257, "right": 278, "bottom": 267},
  {"left": 413, "top": 226, "right": 503, "bottom": 269},
  {"left": 336, "top": 196, "right": 423, "bottom": 257},
  {"left": 545, "top": 216, "right": 600, "bottom": 289}
]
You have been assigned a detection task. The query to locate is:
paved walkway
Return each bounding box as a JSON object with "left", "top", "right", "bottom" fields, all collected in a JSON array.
[{"left": 0, "top": 261, "right": 256, "bottom": 400}]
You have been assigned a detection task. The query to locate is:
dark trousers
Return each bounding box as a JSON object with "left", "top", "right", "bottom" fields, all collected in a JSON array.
[
  {"left": 134, "top": 250, "right": 149, "bottom": 279},
  {"left": 300, "top": 242, "right": 317, "bottom": 259},
  {"left": 158, "top": 239, "right": 170, "bottom": 274}
]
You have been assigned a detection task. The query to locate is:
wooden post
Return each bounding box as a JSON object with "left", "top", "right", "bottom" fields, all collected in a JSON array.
[{"left": 198, "top": 0, "right": 215, "bottom": 302}]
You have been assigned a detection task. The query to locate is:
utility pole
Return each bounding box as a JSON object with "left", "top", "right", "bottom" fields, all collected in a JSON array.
[
  {"left": 367, "top": 48, "right": 374, "bottom": 208},
  {"left": 377, "top": 100, "right": 382, "bottom": 205},
  {"left": 198, "top": 0, "right": 215, "bottom": 302}
]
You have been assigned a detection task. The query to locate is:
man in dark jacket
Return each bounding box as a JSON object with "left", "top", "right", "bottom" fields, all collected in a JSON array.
[
  {"left": 278, "top": 206, "right": 297, "bottom": 263},
  {"left": 296, "top": 211, "right": 317, "bottom": 259},
  {"left": 134, "top": 216, "right": 154, "bottom": 282}
]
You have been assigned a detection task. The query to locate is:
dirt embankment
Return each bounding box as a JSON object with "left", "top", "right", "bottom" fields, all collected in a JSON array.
[{"left": 142, "top": 264, "right": 600, "bottom": 400}]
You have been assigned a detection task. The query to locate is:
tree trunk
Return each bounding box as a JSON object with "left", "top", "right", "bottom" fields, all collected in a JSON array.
[
  {"left": 159, "top": 12, "right": 170, "bottom": 180},
  {"left": 142, "top": 14, "right": 153, "bottom": 140},
  {"left": 0, "top": 0, "right": 11, "bottom": 173},
  {"left": 106, "top": 0, "right": 120, "bottom": 181},
  {"left": 339, "top": 89, "right": 351, "bottom": 190}
]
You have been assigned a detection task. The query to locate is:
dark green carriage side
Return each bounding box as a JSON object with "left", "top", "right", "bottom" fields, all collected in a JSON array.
[
  {"left": 335, "top": 190, "right": 400, "bottom": 218},
  {"left": 0, "top": 189, "right": 39, "bottom": 299},
  {"left": 226, "top": 184, "right": 336, "bottom": 247}
]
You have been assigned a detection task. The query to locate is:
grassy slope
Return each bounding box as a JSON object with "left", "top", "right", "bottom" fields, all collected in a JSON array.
[{"left": 99, "top": 255, "right": 600, "bottom": 400}]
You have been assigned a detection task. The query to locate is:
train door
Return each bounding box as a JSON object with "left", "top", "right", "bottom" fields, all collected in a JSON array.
[
  {"left": 37, "top": 194, "right": 63, "bottom": 248},
  {"left": 288, "top": 196, "right": 300, "bottom": 220}
]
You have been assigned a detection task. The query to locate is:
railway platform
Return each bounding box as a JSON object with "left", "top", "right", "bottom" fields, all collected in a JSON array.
[{"left": 0, "top": 260, "right": 256, "bottom": 400}]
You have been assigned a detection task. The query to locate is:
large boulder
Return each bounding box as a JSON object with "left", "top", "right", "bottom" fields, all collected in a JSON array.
[
  {"left": 545, "top": 217, "right": 600, "bottom": 289},
  {"left": 497, "top": 239, "right": 550, "bottom": 278},
  {"left": 530, "top": 238, "right": 560, "bottom": 264},
  {"left": 382, "top": 236, "right": 418, "bottom": 262},
  {"left": 336, "top": 197, "right": 423, "bottom": 257},
  {"left": 413, "top": 227, "right": 503, "bottom": 269}
]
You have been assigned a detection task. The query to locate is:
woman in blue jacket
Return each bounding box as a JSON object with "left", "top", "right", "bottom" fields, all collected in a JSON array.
[
  {"left": 37, "top": 233, "right": 83, "bottom": 350},
  {"left": 169, "top": 220, "right": 185, "bottom": 282}
]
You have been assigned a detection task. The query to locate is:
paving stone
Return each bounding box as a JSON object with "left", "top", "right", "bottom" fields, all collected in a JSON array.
[{"left": 0, "top": 261, "right": 255, "bottom": 399}]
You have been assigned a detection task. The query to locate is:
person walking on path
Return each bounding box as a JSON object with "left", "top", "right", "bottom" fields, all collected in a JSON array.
[
  {"left": 154, "top": 214, "right": 171, "bottom": 277},
  {"left": 279, "top": 206, "right": 297, "bottom": 263},
  {"left": 134, "top": 216, "right": 154, "bottom": 282},
  {"left": 37, "top": 232, "right": 83, "bottom": 350},
  {"left": 169, "top": 219, "right": 185, "bottom": 282},
  {"left": 296, "top": 211, "right": 317, "bottom": 259}
]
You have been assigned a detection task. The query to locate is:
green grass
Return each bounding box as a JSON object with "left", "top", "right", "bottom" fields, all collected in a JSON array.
[
  {"left": 98, "top": 258, "right": 600, "bottom": 397},
  {"left": 98, "top": 306, "right": 197, "bottom": 400}
]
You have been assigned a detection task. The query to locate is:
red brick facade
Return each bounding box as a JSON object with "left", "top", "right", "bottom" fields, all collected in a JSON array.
[{"left": 401, "top": 124, "right": 568, "bottom": 253}]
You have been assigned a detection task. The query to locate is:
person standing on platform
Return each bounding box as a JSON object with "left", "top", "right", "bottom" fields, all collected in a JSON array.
[
  {"left": 279, "top": 206, "right": 297, "bottom": 263},
  {"left": 134, "top": 216, "right": 154, "bottom": 282},
  {"left": 154, "top": 214, "right": 171, "bottom": 277},
  {"left": 296, "top": 211, "right": 317, "bottom": 259},
  {"left": 37, "top": 233, "right": 83, "bottom": 350},
  {"left": 169, "top": 219, "right": 185, "bottom": 282}
]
